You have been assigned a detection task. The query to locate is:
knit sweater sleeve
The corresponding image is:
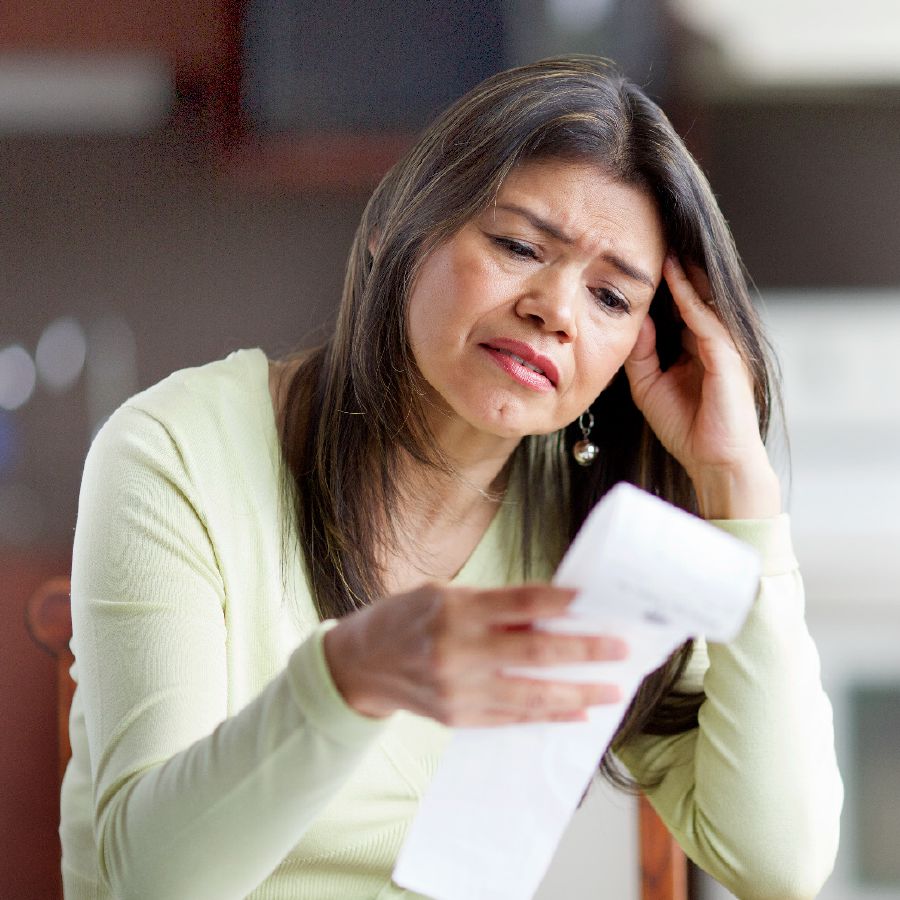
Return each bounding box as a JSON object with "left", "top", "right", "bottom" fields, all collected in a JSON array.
[
  {"left": 616, "top": 515, "right": 843, "bottom": 900},
  {"left": 70, "top": 404, "right": 387, "bottom": 900}
]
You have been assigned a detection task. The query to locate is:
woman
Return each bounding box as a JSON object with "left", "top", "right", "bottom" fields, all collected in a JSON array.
[{"left": 61, "top": 57, "right": 842, "bottom": 899}]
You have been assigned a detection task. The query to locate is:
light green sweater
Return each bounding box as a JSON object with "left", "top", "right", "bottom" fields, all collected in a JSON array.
[{"left": 61, "top": 348, "right": 842, "bottom": 900}]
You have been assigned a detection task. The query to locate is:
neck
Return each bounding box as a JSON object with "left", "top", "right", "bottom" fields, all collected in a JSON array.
[
  {"left": 405, "top": 394, "right": 522, "bottom": 519},
  {"left": 383, "top": 437, "right": 514, "bottom": 594},
  {"left": 397, "top": 440, "right": 514, "bottom": 532}
]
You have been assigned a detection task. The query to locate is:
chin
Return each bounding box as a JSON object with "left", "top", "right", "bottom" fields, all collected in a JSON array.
[{"left": 464, "top": 395, "right": 560, "bottom": 441}]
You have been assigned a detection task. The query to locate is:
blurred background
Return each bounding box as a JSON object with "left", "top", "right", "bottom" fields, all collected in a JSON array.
[{"left": 2, "top": 1, "right": 898, "bottom": 897}]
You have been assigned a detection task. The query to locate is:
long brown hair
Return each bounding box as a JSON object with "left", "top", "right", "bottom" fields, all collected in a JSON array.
[{"left": 276, "top": 56, "right": 779, "bottom": 788}]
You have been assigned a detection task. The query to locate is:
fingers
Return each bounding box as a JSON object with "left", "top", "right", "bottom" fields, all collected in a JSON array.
[
  {"left": 495, "top": 628, "right": 628, "bottom": 667},
  {"left": 625, "top": 252, "right": 723, "bottom": 400},
  {"left": 664, "top": 253, "right": 753, "bottom": 381},
  {"left": 680, "top": 327, "right": 699, "bottom": 358},
  {"left": 440, "top": 584, "right": 627, "bottom": 669},
  {"left": 425, "top": 583, "right": 629, "bottom": 726},
  {"left": 663, "top": 253, "right": 728, "bottom": 343},
  {"left": 471, "top": 583, "right": 578, "bottom": 626},
  {"left": 496, "top": 677, "right": 622, "bottom": 712},
  {"left": 437, "top": 678, "right": 623, "bottom": 727},
  {"left": 623, "top": 314, "right": 662, "bottom": 397},
  {"left": 345, "top": 580, "right": 630, "bottom": 727}
]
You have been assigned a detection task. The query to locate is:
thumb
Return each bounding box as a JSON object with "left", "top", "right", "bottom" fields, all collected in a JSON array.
[{"left": 623, "top": 315, "right": 661, "bottom": 405}]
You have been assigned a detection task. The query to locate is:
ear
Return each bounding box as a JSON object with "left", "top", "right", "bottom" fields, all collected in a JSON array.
[{"left": 367, "top": 228, "right": 380, "bottom": 258}]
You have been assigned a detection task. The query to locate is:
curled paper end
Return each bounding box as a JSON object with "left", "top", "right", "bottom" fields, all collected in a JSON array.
[{"left": 394, "top": 482, "right": 762, "bottom": 900}]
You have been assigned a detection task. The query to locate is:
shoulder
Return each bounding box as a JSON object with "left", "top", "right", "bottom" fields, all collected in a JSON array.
[
  {"left": 84, "top": 348, "right": 277, "bottom": 506},
  {"left": 123, "top": 348, "right": 269, "bottom": 430},
  {"left": 104, "top": 347, "right": 271, "bottom": 457}
]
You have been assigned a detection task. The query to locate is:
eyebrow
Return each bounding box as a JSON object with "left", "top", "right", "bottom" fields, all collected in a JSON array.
[{"left": 494, "top": 203, "right": 657, "bottom": 290}]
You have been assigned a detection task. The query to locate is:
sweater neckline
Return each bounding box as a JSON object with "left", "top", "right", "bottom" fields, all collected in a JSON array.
[{"left": 240, "top": 347, "right": 509, "bottom": 589}]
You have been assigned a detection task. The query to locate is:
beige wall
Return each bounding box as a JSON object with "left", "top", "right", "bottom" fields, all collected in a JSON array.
[{"left": 1, "top": 131, "right": 367, "bottom": 550}]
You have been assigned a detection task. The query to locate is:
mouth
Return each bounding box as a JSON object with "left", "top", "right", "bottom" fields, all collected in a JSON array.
[
  {"left": 480, "top": 338, "right": 559, "bottom": 389},
  {"left": 502, "top": 351, "right": 545, "bottom": 376}
]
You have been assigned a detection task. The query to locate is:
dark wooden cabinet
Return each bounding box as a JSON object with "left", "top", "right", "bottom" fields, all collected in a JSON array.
[
  {"left": 0, "top": 0, "right": 232, "bottom": 75},
  {"left": 0, "top": 1, "right": 501, "bottom": 192}
]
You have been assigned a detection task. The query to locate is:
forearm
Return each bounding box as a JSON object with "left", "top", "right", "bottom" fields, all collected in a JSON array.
[
  {"left": 96, "top": 623, "right": 387, "bottom": 900},
  {"left": 619, "top": 517, "right": 843, "bottom": 899}
]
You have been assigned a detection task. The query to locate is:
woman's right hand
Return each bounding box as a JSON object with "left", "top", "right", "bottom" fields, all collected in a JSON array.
[{"left": 323, "top": 583, "right": 627, "bottom": 726}]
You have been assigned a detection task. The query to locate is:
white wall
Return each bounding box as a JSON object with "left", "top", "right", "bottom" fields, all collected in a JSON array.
[{"left": 536, "top": 777, "right": 639, "bottom": 899}]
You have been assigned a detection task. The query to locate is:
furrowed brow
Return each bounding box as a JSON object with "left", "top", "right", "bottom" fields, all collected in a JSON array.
[
  {"left": 604, "top": 253, "right": 655, "bottom": 290},
  {"left": 495, "top": 203, "right": 656, "bottom": 290},
  {"left": 494, "top": 204, "right": 573, "bottom": 245}
]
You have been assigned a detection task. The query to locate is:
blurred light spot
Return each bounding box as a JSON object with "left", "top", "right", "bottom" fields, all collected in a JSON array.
[
  {"left": 36, "top": 316, "right": 87, "bottom": 392},
  {"left": 548, "top": 0, "right": 614, "bottom": 30},
  {"left": 0, "top": 482, "right": 44, "bottom": 545},
  {"left": 0, "top": 54, "right": 172, "bottom": 135},
  {"left": 672, "top": 0, "right": 900, "bottom": 86},
  {"left": 0, "top": 344, "right": 37, "bottom": 410},
  {"left": 0, "top": 410, "right": 22, "bottom": 476}
]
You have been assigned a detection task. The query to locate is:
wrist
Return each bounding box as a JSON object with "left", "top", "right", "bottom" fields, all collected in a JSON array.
[
  {"left": 690, "top": 456, "right": 782, "bottom": 520},
  {"left": 323, "top": 616, "right": 395, "bottom": 720}
]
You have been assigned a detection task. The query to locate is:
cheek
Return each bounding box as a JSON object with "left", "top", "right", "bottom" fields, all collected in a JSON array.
[
  {"left": 410, "top": 252, "right": 465, "bottom": 325},
  {"left": 407, "top": 259, "right": 453, "bottom": 358},
  {"left": 407, "top": 288, "right": 432, "bottom": 351},
  {"left": 580, "top": 315, "right": 647, "bottom": 384}
]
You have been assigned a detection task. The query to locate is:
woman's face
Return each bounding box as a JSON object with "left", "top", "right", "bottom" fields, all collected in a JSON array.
[{"left": 406, "top": 158, "right": 667, "bottom": 448}]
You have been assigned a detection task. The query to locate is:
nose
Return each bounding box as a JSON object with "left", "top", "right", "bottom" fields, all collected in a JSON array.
[{"left": 514, "top": 267, "right": 578, "bottom": 341}]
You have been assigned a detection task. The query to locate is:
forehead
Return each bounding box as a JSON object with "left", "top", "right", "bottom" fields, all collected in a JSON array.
[{"left": 487, "top": 158, "right": 666, "bottom": 261}]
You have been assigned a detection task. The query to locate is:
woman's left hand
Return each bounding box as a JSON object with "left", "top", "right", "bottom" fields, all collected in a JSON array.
[{"left": 623, "top": 253, "right": 781, "bottom": 520}]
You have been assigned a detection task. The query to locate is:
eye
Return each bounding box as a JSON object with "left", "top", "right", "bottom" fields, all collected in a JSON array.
[
  {"left": 492, "top": 237, "right": 538, "bottom": 260},
  {"left": 591, "top": 287, "right": 631, "bottom": 315}
]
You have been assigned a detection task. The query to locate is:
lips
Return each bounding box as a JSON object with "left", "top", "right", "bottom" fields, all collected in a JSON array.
[{"left": 480, "top": 338, "right": 560, "bottom": 388}]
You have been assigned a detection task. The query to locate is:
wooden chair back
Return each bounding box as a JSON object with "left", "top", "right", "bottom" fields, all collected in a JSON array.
[
  {"left": 639, "top": 794, "right": 688, "bottom": 900},
  {"left": 26, "top": 578, "right": 688, "bottom": 900},
  {"left": 25, "top": 577, "right": 75, "bottom": 786}
]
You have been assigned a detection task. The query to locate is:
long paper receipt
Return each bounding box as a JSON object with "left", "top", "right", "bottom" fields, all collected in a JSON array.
[{"left": 393, "top": 482, "right": 761, "bottom": 900}]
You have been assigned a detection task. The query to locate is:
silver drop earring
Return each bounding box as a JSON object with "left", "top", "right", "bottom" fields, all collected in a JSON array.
[{"left": 572, "top": 411, "right": 599, "bottom": 466}]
